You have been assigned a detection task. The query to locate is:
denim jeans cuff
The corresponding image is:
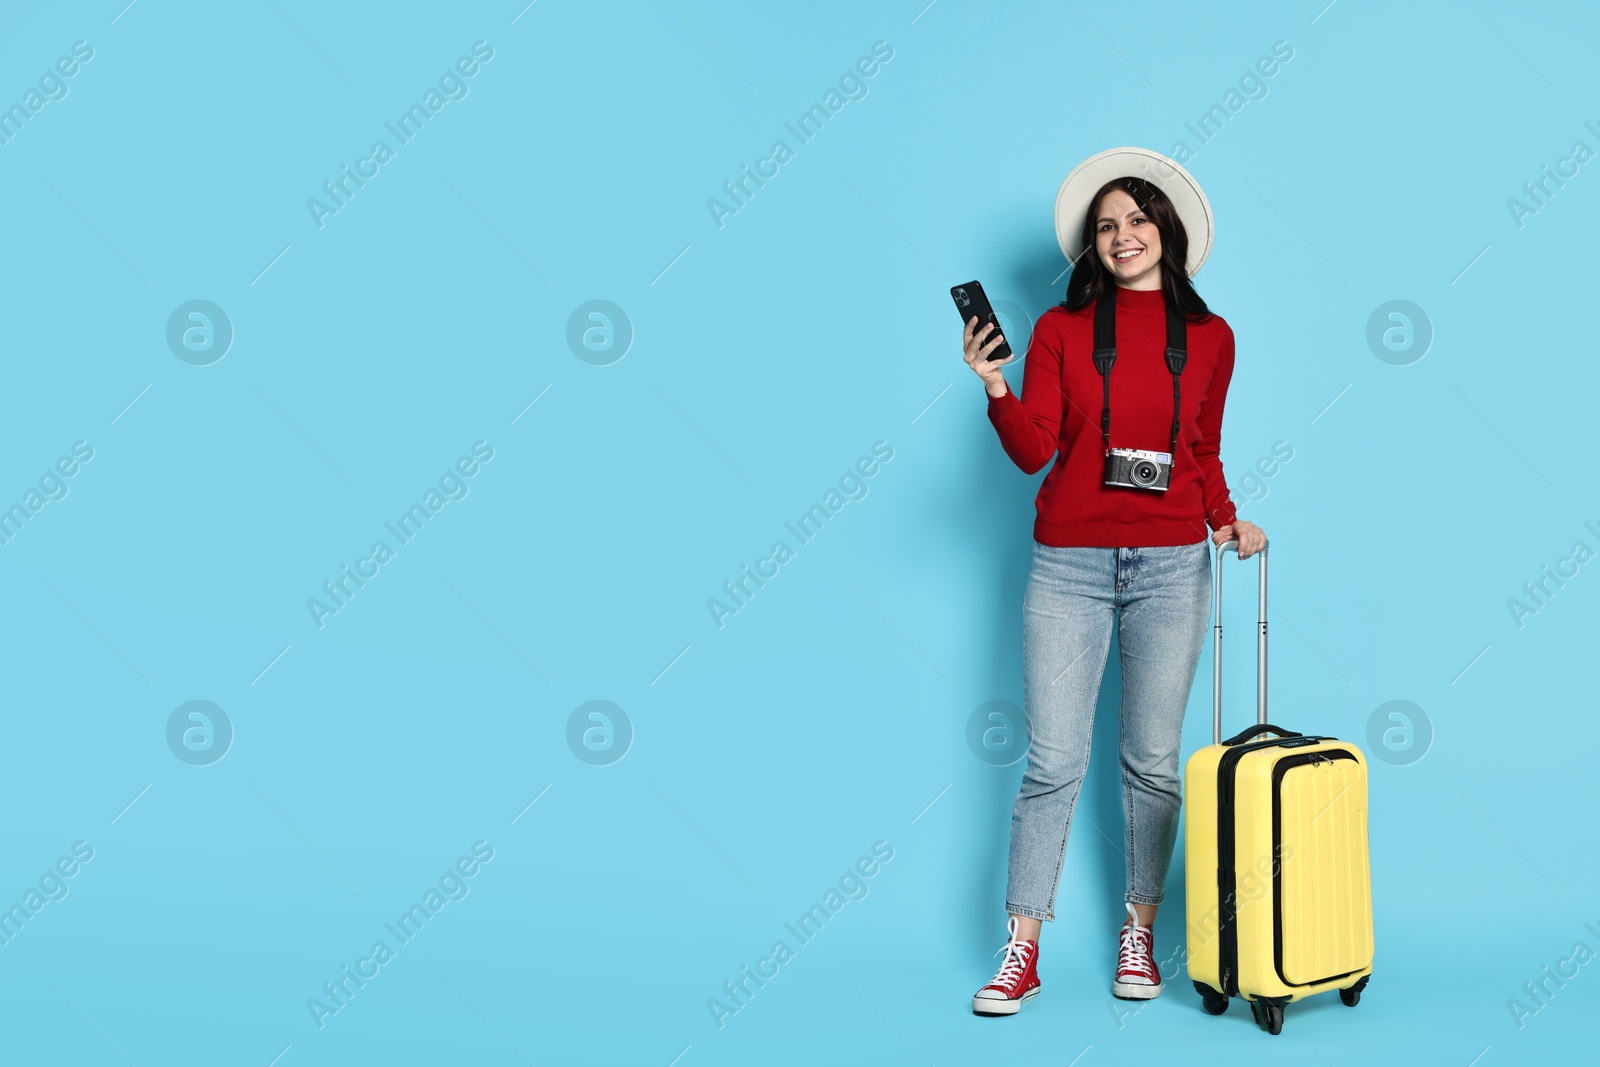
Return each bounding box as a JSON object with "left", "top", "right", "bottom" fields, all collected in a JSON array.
[
  {"left": 1006, "top": 903, "right": 1052, "bottom": 922},
  {"left": 1125, "top": 892, "right": 1164, "bottom": 907}
]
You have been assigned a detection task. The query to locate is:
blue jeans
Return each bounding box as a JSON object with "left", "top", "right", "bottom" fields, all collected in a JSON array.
[{"left": 1006, "top": 538, "right": 1211, "bottom": 920}]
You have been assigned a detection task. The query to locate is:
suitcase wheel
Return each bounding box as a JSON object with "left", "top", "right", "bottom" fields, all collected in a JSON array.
[
  {"left": 1249, "top": 997, "right": 1284, "bottom": 1035},
  {"left": 1196, "top": 985, "right": 1228, "bottom": 1015},
  {"left": 1339, "top": 974, "right": 1370, "bottom": 1007}
]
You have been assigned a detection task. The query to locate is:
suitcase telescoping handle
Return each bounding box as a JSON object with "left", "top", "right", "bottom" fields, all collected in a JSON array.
[{"left": 1212, "top": 538, "right": 1292, "bottom": 746}]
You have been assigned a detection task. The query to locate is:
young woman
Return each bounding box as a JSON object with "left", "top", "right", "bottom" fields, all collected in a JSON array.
[{"left": 960, "top": 149, "right": 1265, "bottom": 1016}]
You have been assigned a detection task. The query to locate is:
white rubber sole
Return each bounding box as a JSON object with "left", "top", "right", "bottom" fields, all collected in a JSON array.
[
  {"left": 1111, "top": 979, "right": 1163, "bottom": 1001},
  {"left": 972, "top": 986, "right": 1039, "bottom": 1015}
]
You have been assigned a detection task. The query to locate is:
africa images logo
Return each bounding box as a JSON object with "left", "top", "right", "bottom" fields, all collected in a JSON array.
[
  {"left": 706, "top": 441, "right": 894, "bottom": 629},
  {"left": 306, "top": 41, "right": 495, "bottom": 229},
  {"left": 706, "top": 41, "right": 894, "bottom": 229},
  {"left": 307, "top": 441, "right": 494, "bottom": 629},
  {"left": 306, "top": 842, "right": 495, "bottom": 1029}
]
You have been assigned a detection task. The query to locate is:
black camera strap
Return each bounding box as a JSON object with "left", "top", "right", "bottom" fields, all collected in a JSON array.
[{"left": 1091, "top": 287, "right": 1188, "bottom": 456}]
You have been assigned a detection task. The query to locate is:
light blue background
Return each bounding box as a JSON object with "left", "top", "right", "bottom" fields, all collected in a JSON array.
[{"left": 1, "top": 1, "right": 1594, "bottom": 1063}]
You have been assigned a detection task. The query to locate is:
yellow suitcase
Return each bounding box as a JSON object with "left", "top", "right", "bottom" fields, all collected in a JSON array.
[{"left": 1185, "top": 540, "right": 1374, "bottom": 1034}]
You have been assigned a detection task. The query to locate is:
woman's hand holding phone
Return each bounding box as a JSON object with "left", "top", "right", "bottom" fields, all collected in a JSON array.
[{"left": 963, "top": 318, "right": 1014, "bottom": 397}]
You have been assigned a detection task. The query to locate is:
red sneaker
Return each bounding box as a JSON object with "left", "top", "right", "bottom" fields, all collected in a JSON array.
[
  {"left": 1112, "top": 902, "right": 1162, "bottom": 1000},
  {"left": 972, "top": 916, "right": 1040, "bottom": 1015}
]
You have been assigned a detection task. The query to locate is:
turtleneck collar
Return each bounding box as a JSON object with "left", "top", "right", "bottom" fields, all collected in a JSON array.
[{"left": 1113, "top": 285, "right": 1166, "bottom": 313}]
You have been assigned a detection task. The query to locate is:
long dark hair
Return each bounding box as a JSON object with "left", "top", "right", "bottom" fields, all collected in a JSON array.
[{"left": 1059, "top": 176, "right": 1214, "bottom": 323}]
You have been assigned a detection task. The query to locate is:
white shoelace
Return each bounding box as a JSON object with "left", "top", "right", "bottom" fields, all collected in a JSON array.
[
  {"left": 1117, "top": 922, "right": 1154, "bottom": 976},
  {"left": 984, "top": 916, "right": 1036, "bottom": 990},
  {"left": 989, "top": 936, "right": 1034, "bottom": 988}
]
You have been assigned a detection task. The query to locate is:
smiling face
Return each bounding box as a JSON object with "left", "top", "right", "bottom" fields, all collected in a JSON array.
[{"left": 1094, "top": 187, "right": 1164, "bottom": 290}]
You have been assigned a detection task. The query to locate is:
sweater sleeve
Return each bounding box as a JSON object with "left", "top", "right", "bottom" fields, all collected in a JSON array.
[
  {"left": 1197, "top": 322, "right": 1239, "bottom": 532},
  {"left": 985, "top": 312, "right": 1062, "bottom": 475}
]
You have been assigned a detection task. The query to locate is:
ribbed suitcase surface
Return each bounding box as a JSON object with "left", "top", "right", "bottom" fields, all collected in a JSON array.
[{"left": 1277, "top": 749, "right": 1373, "bottom": 985}]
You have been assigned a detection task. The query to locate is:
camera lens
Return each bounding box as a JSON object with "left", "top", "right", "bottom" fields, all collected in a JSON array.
[{"left": 1132, "top": 460, "right": 1158, "bottom": 485}]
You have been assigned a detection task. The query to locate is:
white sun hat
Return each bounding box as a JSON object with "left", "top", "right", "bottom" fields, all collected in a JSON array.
[{"left": 1053, "top": 146, "right": 1214, "bottom": 277}]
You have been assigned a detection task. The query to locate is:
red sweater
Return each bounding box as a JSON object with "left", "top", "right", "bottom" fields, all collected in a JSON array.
[{"left": 986, "top": 284, "right": 1239, "bottom": 547}]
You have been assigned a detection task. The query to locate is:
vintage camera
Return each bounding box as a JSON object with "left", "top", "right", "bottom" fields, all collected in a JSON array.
[{"left": 1103, "top": 447, "right": 1172, "bottom": 491}]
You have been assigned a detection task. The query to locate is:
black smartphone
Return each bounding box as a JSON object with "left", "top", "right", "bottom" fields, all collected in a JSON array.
[{"left": 950, "top": 280, "right": 1013, "bottom": 361}]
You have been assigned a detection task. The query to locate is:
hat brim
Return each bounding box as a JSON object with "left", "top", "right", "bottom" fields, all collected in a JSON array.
[{"left": 1054, "top": 147, "right": 1213, "bottom": 277}]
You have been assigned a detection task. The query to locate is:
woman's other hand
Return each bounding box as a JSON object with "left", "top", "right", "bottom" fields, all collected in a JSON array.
[
  {"left": 963, "top": 317, "right": 1015, "bottom": 397},
  {"left": 1211, "top": 519, "right": 1266, "bottom": 560}
]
